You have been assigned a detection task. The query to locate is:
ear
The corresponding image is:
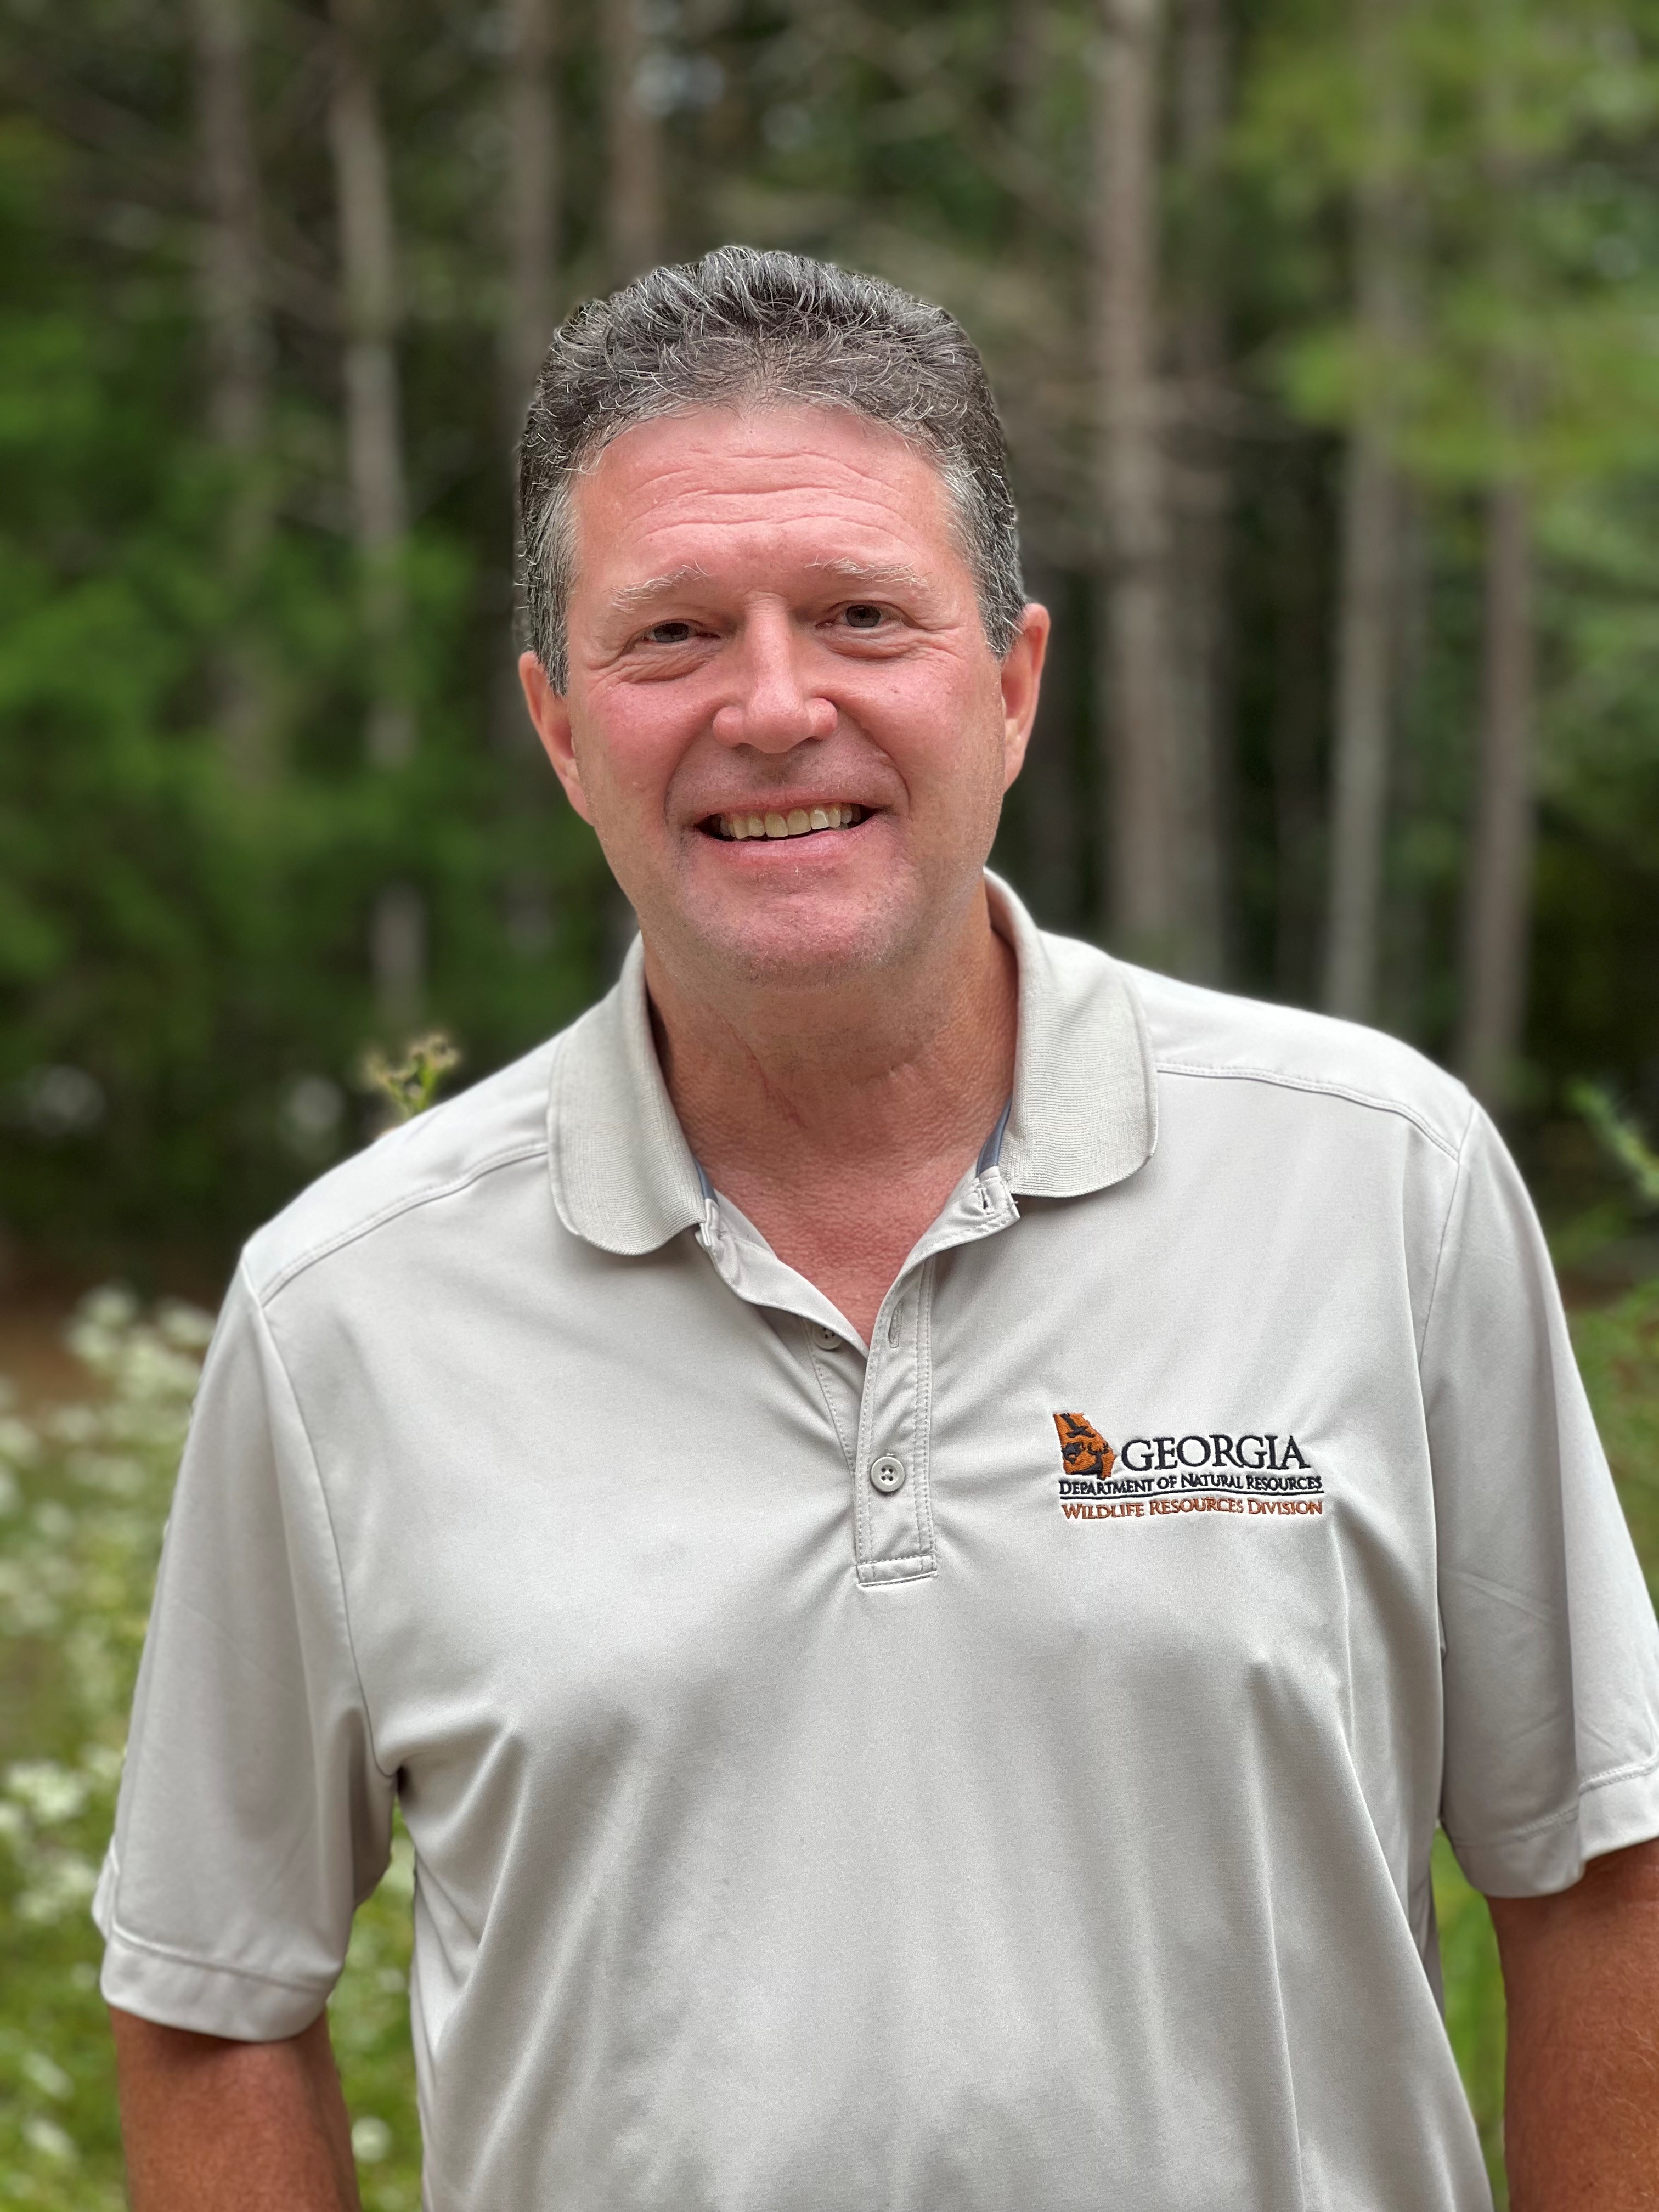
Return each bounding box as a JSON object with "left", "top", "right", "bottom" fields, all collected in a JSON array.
[
  {"left": 518, "top": 652, "right": 595, "bottom": 825},
  {"left": 998, "top": 603, "right": 1051, "bottom": 791}
]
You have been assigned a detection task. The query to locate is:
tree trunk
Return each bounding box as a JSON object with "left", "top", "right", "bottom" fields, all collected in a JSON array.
[
  {"left": 1168, "top": 0, "right": 1230, "bottom": 980},
  {"left": 1457, "top": 482, "right": 1535, "bottom": 1109},
  {"left": 1002, "top": 0, "right": 1049, "bottom": 133},
  {"left": 1323, "top": 424, "right": 1402, "bottom": 1019},
  {"left": 1384, "top": 478, "right": 1431, "bottom": 1032},
  {"left": 1322, "top": 0, "right": 1412, "bottom": 1022},
  {"left": 998, "top": 3, "right": 1084, "bottom": 927},
  {"left": 494, "top": 0, "right": 561, "bottom": 758},
  {"left": 1268, "top": 469, "right": 1327, "bottom": 1003},
  {"left": 326, "top": 0, "right": 418, "bottom": 1020},
  {"left": 191, "top": 0, "right": 272, "bottom": 787},
  {"left": 503, "top": 0, "right": 561, "bottom": 425},
  {"left": 1017, "top": 561, "right": 1084, "bottom": 929},
  {"left": 1091, "top": 0, "right": 1182, "bottom": 966},
  {"left": 603, "top": 0, "right": 663, "bottom": 284}
]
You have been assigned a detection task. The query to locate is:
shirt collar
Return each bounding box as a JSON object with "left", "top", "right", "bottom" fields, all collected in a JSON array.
[
  {"left": 985, "top": 872, "right": 1159, "bottom": 1198},
  {"left": 545, "top": 871, "right": 1158, "bottom": 1256}
]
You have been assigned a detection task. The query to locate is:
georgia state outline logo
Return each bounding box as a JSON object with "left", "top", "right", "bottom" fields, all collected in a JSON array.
[{"left": 1052, "top": 1412, "right": 1116, "bottom": 1483}]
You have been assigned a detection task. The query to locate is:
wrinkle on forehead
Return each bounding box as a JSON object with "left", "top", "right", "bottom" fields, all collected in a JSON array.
[{"left": 570, "top": 406, "right": 978, "bottom": 640}]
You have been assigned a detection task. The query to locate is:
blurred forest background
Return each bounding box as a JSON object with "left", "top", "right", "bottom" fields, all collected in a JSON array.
[
  {"left": 3, "top": 0, "right": 1659, "bottom": 1266},
  {"left": 3, "top": 0, "right": 1659, "bottom": 2204}
]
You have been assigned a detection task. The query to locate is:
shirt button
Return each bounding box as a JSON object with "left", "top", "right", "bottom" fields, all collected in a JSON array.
[
  {"left": 869, "top": 1455, "right": 907, "bottom": 1494},
  {"left": 809, "top": 1323, "right": 843, "bottom": 1352}
]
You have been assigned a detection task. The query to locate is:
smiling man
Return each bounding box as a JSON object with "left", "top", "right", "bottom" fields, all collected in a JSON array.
[{"left": 100, "top": 249, "right": 1659, "bottom": 2211}]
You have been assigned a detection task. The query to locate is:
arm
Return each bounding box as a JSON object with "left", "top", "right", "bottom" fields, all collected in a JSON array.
[
  {"left": 110, "top": 2005, "right": 360, "bottom": 2212},
  {"left": 1488, "top": 1837, "right": 1659, "bottom": 2210}
]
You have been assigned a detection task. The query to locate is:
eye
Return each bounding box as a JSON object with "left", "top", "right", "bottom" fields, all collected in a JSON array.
[
  {"left": 641, "top": 620, "right": 697, "bottom": 646},
  {"left": 841, "top": 603, "right": 886, "bottom": 631}
]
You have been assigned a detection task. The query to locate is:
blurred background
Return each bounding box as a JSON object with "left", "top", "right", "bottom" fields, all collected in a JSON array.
[
  {"left": 3, "top": 0, "right": 1659, "bottom": 1282},
  {"left": 2, "top": 0, "right": 1659, "bottom": 2204}
]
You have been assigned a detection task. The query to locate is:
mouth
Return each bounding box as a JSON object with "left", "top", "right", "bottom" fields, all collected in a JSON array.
[{"left": 700, "top": 803, "right": 869, "bottom": 843}]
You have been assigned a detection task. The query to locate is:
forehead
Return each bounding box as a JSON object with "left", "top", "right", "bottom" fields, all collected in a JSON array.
[{"left": 566, "top": 404, "right": 965, "bottom": 591}]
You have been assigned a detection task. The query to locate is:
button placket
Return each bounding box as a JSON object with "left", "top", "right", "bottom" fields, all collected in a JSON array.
[
  {"left": 853, "top": 1262, "right": 936, "bottom": 1585},
  {"left": 804, "top": 1319, "right": 864, "bottom": 1474},
  {"left": 695, "top": 1167, "right": 1017, "bottom": 1590}
]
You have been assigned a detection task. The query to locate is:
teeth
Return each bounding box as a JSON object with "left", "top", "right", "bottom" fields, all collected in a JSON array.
[{"left": 717, "top": 804, "right": 865, "bottom": 840}]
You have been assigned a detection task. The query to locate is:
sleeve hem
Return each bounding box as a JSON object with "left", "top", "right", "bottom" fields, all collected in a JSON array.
[
  {"left": 1449, "top": 1754, "right": 1659, "bottom": 1898},
  {"left": 99, "top": 1925, "right": 332, "bottom": 2041}
]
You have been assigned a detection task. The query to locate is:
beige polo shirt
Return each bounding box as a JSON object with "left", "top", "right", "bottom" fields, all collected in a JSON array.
[{"left": 97, "top": 877, "right": 1659, "bottom": 2212}]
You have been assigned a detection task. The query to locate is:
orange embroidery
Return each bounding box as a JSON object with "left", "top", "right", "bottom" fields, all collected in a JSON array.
[{"left": 1053, "top": 1412, "right": 1116, "bottom": 1483}]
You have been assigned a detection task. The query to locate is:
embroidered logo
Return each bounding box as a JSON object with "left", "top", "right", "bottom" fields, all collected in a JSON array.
[
  {"left": 1053, "top": 1412, "right": 1115, "bottom": 1483},
  {"left": 1052, "top": 1413, "right": 1324, "bottom": 1522}
]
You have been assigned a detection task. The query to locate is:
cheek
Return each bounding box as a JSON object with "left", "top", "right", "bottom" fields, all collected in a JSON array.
[
  {"left": 574, "top": 684, "right": 697, "bottom": 806},
  {"left": 881, "top": 674, "right": 1008, "bottom": 814}
]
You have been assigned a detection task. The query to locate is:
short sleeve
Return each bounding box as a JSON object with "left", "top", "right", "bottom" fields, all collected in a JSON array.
[
  {"left": 1424, "top": 1105, "right": 1659, "bottom": 1897},
  {"left": 94, "top": 1262, "right": 394, "bottom": 2038}
]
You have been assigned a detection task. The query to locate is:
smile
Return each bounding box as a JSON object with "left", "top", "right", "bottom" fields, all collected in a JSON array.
[{"left": 707, "top": 804, "right": 866, "bottom": 841}]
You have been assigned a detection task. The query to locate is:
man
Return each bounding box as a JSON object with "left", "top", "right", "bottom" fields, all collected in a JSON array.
[{"left": 101, "top": 247, "right": 1659, "bottom": 2210}]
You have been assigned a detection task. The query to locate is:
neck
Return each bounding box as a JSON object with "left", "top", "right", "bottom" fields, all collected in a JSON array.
[{"left": 640, "top": 883, "right": 1017, "bottom": 1335}]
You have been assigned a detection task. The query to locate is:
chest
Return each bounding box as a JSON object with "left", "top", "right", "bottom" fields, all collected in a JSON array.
[{"left": 312, "top": 1170, "right": 1440, "bottom": 1799}]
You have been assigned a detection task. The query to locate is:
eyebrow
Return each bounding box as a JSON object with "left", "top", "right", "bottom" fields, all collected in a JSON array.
[
  {"left": 603, "top": 555, "right": 936, "bottom": 620},
  {"left": 806, "top": 558, "right": 932, "bottom": 595},
  {"left": 606, "top": 565, "right": 714, "bottom": 614}
]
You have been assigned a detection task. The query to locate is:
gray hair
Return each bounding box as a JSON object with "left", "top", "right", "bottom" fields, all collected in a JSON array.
[{"left": 517, "top": 245, "right": 1025, "bottom": 690}]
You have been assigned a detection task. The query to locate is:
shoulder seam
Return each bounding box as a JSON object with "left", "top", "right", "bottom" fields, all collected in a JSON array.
[
  {"left": 245, "top": 1260, "right": 396, "bottom": 1785},
  {"left": 257, "top": 1139, "right": 549, "bottom": 1305},
  {"left": 1154, "top": 1058, "right": 1464, "bottom": 1162},
  {"left": 1418, "top": 1094, "right": 1483, "bottom": 1364}
]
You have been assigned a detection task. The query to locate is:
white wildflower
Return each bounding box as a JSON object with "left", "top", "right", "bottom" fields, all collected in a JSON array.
[
  {"left": 157, "top": 1301, "right": 216, "bottom": 1350},
  {"left": 33, "top": 1499, "right": 75, "bottom": 1544},
  {"left": 22, "top": 2052, "right": 72, "bottom": 2101},
  {"left": 352, "top": 2117, "right": 393, "bottom": 2164},
  {"left": 21, "top": 2115, "right": 76, "bottom": 2163},
  {"left": 77, "top": 1286, "right": 139, "bottom": 1333},
  {"left": 0, "top": 1414, "right": 41, "bottom": 1465},
  {"left": 5, "top": 1760, "right": 91, "bottom": 1825},
  {"left": 46, "top": 1404, "right": 99, "bottom": 1446},
  {"left": 18, "top": 1849, "right": 101, "bottom": 1923}
]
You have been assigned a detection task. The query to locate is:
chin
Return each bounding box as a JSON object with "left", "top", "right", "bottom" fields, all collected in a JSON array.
[{"left": 675, "top": 882, "right": 922, "bottom": 990}]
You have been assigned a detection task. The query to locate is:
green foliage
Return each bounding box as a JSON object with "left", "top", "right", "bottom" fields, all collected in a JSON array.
[
  {"left": 1, "top": 0, "right": 1657, "bottom": 1238},
  {"left": 0, "top": 1294, "right": 424, "bottom": 2208},
  {"left": 0, "top": 40, "right": 608, "bottom": 1256},
  {"left": 358, "top": 1031, "right": 462, "bottom": 1125},
  {"left": 1575, "top": 1277, "right": 1659, "bottom": 1595},
  {"left": 1241, "top": 0, "right": 1659, "bottom": 489},
  {"left": 1433, "top": 1835, "right": 1508, "bottom": 2200},
  {"left": 1570, "top": 1081, "right": 1659, "bottom": 1206}
]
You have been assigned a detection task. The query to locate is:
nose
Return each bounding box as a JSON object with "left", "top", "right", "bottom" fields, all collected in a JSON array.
[{"left": 709, "top": 606, "right": 837, "bottom": 752}]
